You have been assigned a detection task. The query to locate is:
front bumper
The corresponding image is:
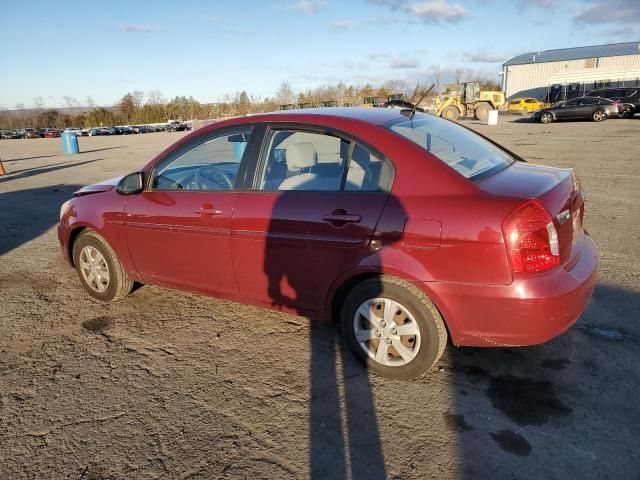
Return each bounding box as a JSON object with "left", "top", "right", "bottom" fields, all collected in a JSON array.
[{"left": 420, "top": 233, "right": 598, "bottom": 347}]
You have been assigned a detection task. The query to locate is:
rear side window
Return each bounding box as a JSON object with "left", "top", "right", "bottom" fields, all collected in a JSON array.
[
  {"left": 387, "top": 116, "right": 513, "bottom": 180},
  {"left": 257, "top": 129, "right": 393, "bottom": 192}
]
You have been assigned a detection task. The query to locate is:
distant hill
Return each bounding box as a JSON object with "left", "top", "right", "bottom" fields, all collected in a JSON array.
[{"left": 2, "top": 106, "right": 118, "bottom": 116}]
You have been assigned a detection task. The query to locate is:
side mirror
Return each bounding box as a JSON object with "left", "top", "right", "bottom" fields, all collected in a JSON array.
[{"left": 116, "top": 172, "right": 144, "bottom": 195}]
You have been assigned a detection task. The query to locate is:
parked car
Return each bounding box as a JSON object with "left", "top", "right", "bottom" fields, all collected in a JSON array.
[
  {"left": 168, "top": 123, "right": 189, "bottom": 132},
  {"left": 58, "top": 108, "right": 597, "bottom": 379},
  {"left": 585, "top": 87, "right": 640, "bottom": 118},
  {"left": 64, "top": 127, "right": 83, "bottom": 136},
  {"left": 39, "top": 128, "right": 48, "bottom": 138},
  {"left": 80, "top": 128, "right": 92, "bottom": 136},
  {"left": 24, "top": 128, "right": 39, "bottom": 139},
  {"left": 44, "top": 128, "right": 61, "bottom": 138},
  {"left": 532, "top": 97, "right": 620, "bottom": 123},
  {"left": 3, "top": 130, "right": 23, "bottom": 139},
  {"left": 508, "top": 97, "right": 544, "bottom": 115}
]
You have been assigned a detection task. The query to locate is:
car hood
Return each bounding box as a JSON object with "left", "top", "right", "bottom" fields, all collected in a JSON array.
[{"left": 73, "top": 176, "right": 122, "bottom": 196}]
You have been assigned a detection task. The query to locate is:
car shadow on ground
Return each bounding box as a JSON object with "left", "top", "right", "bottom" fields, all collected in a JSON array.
[
  {"left": 0, "top": 183, "right": 83, "bottom": 256},
  {"left": 0, "top": 159, "right": 100, "bottom": 184},
  {"left": 1, "top": 154, "right": 58, "bottom": 162},
  {"left": 80, "top": 146, "right": 128, "bottom": 154},
  {"left": 447, "top": 283, "right": 639, "bottom": 478}
]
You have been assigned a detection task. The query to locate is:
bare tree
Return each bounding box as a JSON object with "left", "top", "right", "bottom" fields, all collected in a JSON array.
[
  {"left": 147, "top": 89, "right": 166, "bottom": 105},
  {"left": 275, "top": 81, "right": 295, "bottom": 105},
  {"left": 430, "top": 65, "right": 442, "bottom": 95},
  {"left": 33, "top": 96, "right": 45, "bottom": 110},
  {"left": 453, "top": 67, "right": 464, "bottom": 86},
  {"left": 86, "top": 96, "right": 96, "bottom": 108},
  {"left": 63, "top": 96, "right": 77, "bottom": 112},
  {"left": 15, "top": 102, "right": 25, "bottom": 111},
  {"left": 132, "top": 90, "right": 145, "bottom": 109}
]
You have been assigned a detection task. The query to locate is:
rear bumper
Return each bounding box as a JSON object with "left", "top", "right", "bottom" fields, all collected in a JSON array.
[{"left": 420, "top": 234, "right": 598, "bottom": 347}]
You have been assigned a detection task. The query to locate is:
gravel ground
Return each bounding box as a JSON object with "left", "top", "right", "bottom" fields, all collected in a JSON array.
[{"left": 0, "top": 117, "right": 639, "bottom": 479}]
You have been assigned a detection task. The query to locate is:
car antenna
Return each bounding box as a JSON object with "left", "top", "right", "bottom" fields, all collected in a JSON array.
[{"left": 401, "top": 83, "right": 435, "bottom": 119}]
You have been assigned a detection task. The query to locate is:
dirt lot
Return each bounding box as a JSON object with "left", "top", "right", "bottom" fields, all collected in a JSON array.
[{"left": 1, "top": 117, "right": 639, "bottom": 479}]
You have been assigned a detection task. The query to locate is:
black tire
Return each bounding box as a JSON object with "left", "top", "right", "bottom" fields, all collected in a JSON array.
[
  {"left": 72, "top": 230, "right": 134, "bottom": 302},
  {"left": 441, "top": 106, "right": 460, "bottom": 121},
  {"left": 340, "top": 276, "right": 447, "bottom": 380},
  {"left": 621, "top": 105, "right": 634, "bottom": 118},
  {"left": 474, "top": 103, "right": 491, "bottom": 122},
  {"left": 540, "top": 112, "right": 553, "bottom": 124},
  {"left": 592, "top": 109, "right": 607, "bottom": 122}
]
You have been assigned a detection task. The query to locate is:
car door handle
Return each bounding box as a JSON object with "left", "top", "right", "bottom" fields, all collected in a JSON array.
[
  {"left": 322, "top": 209, "right": 362, "bottom": 226},
  {"left": 194, "top": 204, "right": 223, "bottom": 216}
]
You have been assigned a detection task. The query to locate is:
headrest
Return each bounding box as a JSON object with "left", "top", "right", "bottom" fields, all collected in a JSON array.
[{"left": 285, "top": 142, "right": 318, "bottom": 170}]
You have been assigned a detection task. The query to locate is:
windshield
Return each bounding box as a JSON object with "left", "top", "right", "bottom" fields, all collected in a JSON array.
[{"left": 387, "top": 115, "right": 514, "bottom": 180}]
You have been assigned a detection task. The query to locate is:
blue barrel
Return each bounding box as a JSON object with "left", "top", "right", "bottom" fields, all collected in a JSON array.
[{"left": 62, "top": 131, "right": 80, "bottom": 154}]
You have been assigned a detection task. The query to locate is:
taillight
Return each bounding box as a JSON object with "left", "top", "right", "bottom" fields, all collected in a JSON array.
[{"left": 502, "top": 200, "right": 560, "bottom": 274}]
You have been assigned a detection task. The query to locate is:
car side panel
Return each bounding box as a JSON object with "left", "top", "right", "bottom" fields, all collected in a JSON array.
[{"left": 58, "top": 190, "right": 138, "bottom": 279}]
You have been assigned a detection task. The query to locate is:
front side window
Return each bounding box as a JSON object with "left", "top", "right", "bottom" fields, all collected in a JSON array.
[
  {"left": 257, "top": 130, "right": 392, "bottom": 192},
  {"left": 387, "top": 116, "right": 513, "bottom": 180},
  {"left": 152, "top": 127, "right": 252, "bottom": 191}
]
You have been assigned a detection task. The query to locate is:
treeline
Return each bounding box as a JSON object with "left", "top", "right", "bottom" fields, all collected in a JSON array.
[{"left": 0, "top": 77, "right": 501, "bottom": 130}]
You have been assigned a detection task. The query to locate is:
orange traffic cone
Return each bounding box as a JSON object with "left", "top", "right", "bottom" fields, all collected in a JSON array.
[{"left": 0, "top": 158, "right": 5, "bottom": 176}]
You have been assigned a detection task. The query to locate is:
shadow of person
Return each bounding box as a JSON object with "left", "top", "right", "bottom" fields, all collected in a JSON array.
[
  {"left": 0, "top": 183, "right": 84, "bottom": 256},
  {"left": 264, "top": 171, "right": 407, "bottom": 478}
]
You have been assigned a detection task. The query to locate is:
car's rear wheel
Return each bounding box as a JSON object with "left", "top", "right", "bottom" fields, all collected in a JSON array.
[
  {"left": 540, "top": 112, "right": 553, "bottom": 124},
  {"left": 592, "top": 110, "right": 607, "bottom": 122},
  {"left": 72, "top": 231, "right": 134, "bottom": 302},
  {"left": 621, "top": 105, "right": 634, "bottom": 118},
  {"left": 340, "top": 276, "right": 447, "bottom": 380}
]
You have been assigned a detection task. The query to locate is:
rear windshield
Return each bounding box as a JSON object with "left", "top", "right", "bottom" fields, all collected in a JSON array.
[{"left": 387, "top": 115, "right": 514, "bottom": 180}]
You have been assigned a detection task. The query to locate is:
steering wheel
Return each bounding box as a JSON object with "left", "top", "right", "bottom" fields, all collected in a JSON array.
[{"left": 193, "top": 165, "right": 234, "bottom": 190}]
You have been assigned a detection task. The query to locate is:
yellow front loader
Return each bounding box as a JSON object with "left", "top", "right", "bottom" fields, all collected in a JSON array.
[{"left": 433, "top": 82, "right": 505, "bottom": 122}]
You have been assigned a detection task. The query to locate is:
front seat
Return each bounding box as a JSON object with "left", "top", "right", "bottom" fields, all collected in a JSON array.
[{"left": 278, "top": 142, "right": 340, "bottom": 191}]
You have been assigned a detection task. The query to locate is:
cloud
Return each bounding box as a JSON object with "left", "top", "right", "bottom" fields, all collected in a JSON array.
[
  {"left": 286, "top": 0, "right": 324, "bottom": 13},
  {"left": 464, "top": 51, "right": 505, "bottom": 63},
  {"left": 574, "top": 0, "right": 640, "bottom": 24},
  {"left": 515, "top": 0, "right": 554, "bottom": 10},
  {"left": 391, "top": 58, "right": 420, "bottom": 69},
  {"left": 117, "top": 24, "right": 155, "bottom": 33},
  {"left": 329, "top": 20, "right": 357, "bottom": 32},
  {"left": 366, "top": 0, "right": 407, "bottom": 10},
  {"left": 407, "top": 0, "right": 468, "bottom": 23},
  {"left": 367, "top": 0, "right": 467, "bottom": 24},
  {"left": 605, "top": 25, "right": 640, "bottom": 39}
]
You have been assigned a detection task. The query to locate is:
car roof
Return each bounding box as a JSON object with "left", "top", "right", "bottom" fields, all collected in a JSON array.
[{"left": 246, "top": 107, "right": 407, "bottom": 126}]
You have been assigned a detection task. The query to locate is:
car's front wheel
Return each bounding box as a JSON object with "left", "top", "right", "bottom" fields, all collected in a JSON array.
[
  {"left": 592, "top": 109, "right": 607, "bottom": 122},
  {"left": 340, "top": 276, "right": 447, "bottom": 380},
  {"left": 72, "top": 231, "right": 134, "bottom": 302},
  {"left": 540, "top": 112, "right": 553, "bottom": 124}
]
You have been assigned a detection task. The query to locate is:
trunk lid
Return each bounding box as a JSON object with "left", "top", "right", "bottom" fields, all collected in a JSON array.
[{"left": 478, "top": 162, "right": 584, "bottom": 266}]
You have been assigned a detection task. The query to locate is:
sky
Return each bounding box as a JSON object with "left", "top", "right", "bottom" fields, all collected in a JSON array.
[{"left": 1, "top": 0, "right": 639, "bottom": 109}]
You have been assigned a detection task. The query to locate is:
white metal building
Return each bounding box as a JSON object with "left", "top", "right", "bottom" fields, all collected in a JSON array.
[{"left": 502, "top": 42, "right": 640, "bottom": 99}]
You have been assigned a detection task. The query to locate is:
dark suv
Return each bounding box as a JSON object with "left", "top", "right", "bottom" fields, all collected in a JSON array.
[{"left": 586, "top": 87, "right": 639, "bottom": 118}]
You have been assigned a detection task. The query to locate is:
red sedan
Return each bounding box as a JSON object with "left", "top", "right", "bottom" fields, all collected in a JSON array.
[
  {"left": 58, "top": 108, "right": 597, "bottom": 379},
  {"left": 44, "top": 128, "right": 61, "bottom": 138}
]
